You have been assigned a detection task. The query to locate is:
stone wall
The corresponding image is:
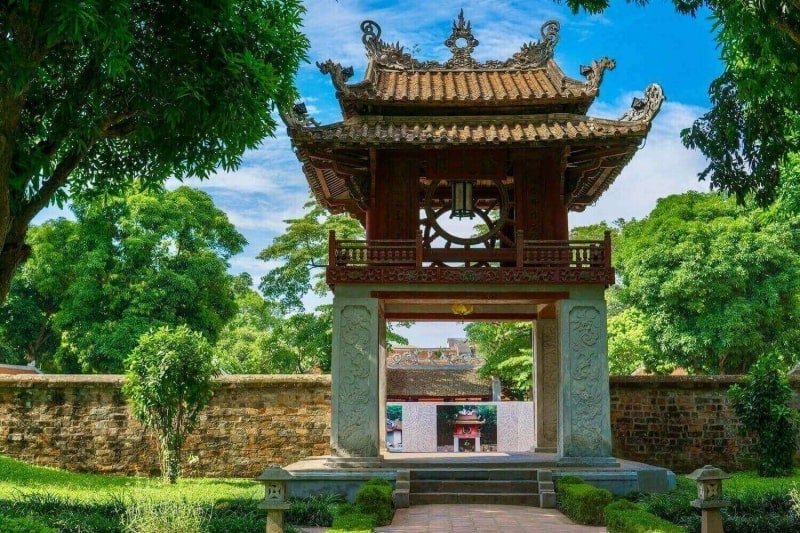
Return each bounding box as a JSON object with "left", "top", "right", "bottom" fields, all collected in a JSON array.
[
  {"left": 2, "top": 374, "right": 799, "bottom": 477},
  {"left": 0, "top": 374, "right": 330, "bottom": 478},
  {"left": 609, "top": 375, "right": 800, "bottom": 473}
]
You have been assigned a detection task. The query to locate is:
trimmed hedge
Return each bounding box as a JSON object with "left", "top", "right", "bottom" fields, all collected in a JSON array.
[
  {"left": 604, "top": 499, "right": 687, "bottom": 533},
  {"left": 556, "top": 476, "right": 613, "bottom": 526},
  {"left": 354, "top": 478, "right": 393, "bottom": 526}
]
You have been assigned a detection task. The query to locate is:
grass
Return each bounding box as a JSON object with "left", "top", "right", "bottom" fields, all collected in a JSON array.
[
  {"left": 636, "top": 470, "right": 800, "bottom": 533},
  {"left": 0, "top": 456, "right": 344, "bottom": 532},
  {"left": 0, "top": 455, "right": 262, "bottom": 504}
]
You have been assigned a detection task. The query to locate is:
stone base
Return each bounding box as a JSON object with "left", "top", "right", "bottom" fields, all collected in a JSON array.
[
  {"left": 284, "top": 454, "right": 675, "bottom": 502},
  {"left": 324, "top": 456, "right": 384, "bottom": 469},
  {"left": 556, "top": 456, "right": 620, "bottom": 467}
]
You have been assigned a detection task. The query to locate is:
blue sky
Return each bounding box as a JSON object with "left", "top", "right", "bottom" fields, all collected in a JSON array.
[{"left": 37, "top": 1, "right": 723, "bottom": 347}]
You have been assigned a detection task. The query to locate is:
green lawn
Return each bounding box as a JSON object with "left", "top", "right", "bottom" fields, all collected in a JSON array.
[
  {"left": 0, "top": 455, "right": 262, "bottom": 504},
  {"left": 0, "top": 455, "right": 344, "bottom": 532}
]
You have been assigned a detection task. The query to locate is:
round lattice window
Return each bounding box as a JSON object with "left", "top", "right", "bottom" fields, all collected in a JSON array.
[{"left": 421, "top": 178, "right": 512, "bottom": 248}]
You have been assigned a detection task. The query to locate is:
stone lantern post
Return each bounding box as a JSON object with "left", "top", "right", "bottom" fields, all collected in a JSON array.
[
  {"left": 686, "top": 464, "right": 731, "bottom": 533},
  {"left": 256, "top": 465, "right": 293, "bottom": 533}
]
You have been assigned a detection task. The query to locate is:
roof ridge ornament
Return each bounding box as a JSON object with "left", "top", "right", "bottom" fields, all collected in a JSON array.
[
  {"left": 620, "top": 83, "right": 665, "bottom": 122},
  {"left": 581, "top": 57, "right": 616, "bottom": 91},
  {"left": 317, "top": 60, "right": 355, "bottom": 95},
  {"left": 444, "top": 9, "right": 480, "bottom": 69},
  {"left": 360, "top": 15, "right": 561, "bottom": 71}
]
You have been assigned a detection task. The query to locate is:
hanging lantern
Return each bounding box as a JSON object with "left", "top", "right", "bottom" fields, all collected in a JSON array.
[{"left": 450, "top": 180, "right": 474, "bottom": 219}]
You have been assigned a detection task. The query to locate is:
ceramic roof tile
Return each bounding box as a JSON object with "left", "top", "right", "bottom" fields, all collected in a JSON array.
[
  {"left": 290, "top": 115, "right": 648, "bottom": 146},
  {"left": 386, "top": 368, "right": 493, "bottom": 399}
]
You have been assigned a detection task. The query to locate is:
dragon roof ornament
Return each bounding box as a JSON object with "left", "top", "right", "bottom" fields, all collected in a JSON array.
[
  {"left": 619, "top": 83, "right": 665, "bottom": 122},
  {"left": 360, "top": 10, "right": 561, "bottom": 71}
]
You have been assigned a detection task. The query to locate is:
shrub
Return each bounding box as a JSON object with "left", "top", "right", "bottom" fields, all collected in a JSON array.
[
  {"left": 354, "top": 480, "right": 393, "bottom": 526},
  {"left": 0, "top": 515, "right": 56, "bottom": 533},
  {"left": 556, "top": 475, "right": 585, "bottom": 486},
  {"left": 123, "top": 325, "right": 220, "bottom": 483},
  {"left": 728, "top": 355, "right": 799, "bottom": 477},
  {"left": 331, "top": 503, "right": 375, "bottom": 532},
  {"left": 557, "top": 477, "right": 614, "bottom": 526},
  {"left": 285, "top": 493, "right": 345, "bottom": 527},
  {"left": 604, "top": 499, "right": 687, "bottom": 533}
]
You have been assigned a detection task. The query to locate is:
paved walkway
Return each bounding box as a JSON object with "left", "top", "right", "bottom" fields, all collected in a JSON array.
[
  {"left": 301, "top": 504, "right": 605, "bottom": 532},
  {"left": 374, "top": 505, "right": 605, "bottom": 532}
]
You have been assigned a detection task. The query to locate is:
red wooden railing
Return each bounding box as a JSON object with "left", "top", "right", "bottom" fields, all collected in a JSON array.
[{"left": 328, "top": 230, "right": 612, "bottom": 269}]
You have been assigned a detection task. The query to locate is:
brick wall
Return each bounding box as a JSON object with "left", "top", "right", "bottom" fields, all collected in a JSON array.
[
  {"left": 610, "top": 375, "right": 800, "bottom": 473},
  {"left": 2, "top": 374, "right": 798, "bottom": 477},
  {"left": 0, "top": 374, "right": 330, "bottom": 478}
]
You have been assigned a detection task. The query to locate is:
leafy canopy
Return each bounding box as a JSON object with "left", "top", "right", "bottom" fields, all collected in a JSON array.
[
  {"left": 258, "top": 200, "right": 364, "bottom": 312},
  {"left": 466, "top": 322, "right": 532, "bottom": 400},
  {"left": 214, "top": 275, "right": 334, "bottom": 374},
  {"left": 123, "top": 325, "right": 220, "bottom": 483},
  {"left": 0, "top": 186, "right": 245, "bottom": 373},
  {"left": 616, "top": 191, "right": 800, "bottom": 374},
  {"left": 0, "top": 0, "right": 307, "bottom": 303},
  {"left": 728, "top": 355, "right": 799, "bottom": 477}
]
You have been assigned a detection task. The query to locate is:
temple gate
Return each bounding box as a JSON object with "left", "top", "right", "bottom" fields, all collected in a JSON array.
[{"left": 282, "top": 11, "right": 663, "bottom": 466}]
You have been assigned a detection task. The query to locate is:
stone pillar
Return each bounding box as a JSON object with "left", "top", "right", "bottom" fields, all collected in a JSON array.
[
  {"left": 532, "top": 310, "right": 558, "bottom": 453},
  {"left": 557, "top": 299, "right": 614, "bottom": 463},
  {"left": 329, "top": 297, "right": 381, "bottom": 462}
]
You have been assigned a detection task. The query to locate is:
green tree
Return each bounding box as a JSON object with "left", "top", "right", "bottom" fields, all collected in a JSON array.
[
  {"left": 561, "top": 1, "right": 800, "bottom": 206},
  {"left": 0, "top": 0, "right": 307, "bottom": 304},
  {"left": 466, "top": 322, "right": 532, "bottom": 400},
  {"left": 258, "top": 200, "right": 364, "bottom": 312},
  {"left": 215, "top": 274, "right": 334, "bottom": 374},
  {"left": 616, "top": 192, "right": 800, "bottom": 374},
  {"left": 123, "top": 325, "right": 219, "bottom": 484},
  {"left": 1, "top": 186, "right": 245, "bottom": 372},
  {"left": 728, "top": 355, "right": 799, "bottom": 476},
  {"left": 607, "top": 306, "right": 659, "bottom": 375}
]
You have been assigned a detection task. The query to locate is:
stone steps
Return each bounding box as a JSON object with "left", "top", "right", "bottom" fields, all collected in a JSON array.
[{"left": 393, "top": 468, "right": 556, "bottom": 509}]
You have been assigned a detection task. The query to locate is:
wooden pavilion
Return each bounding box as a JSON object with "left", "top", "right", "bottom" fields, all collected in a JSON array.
[{"left": 282, "top": 11, "right": 663, "bottom": 465}]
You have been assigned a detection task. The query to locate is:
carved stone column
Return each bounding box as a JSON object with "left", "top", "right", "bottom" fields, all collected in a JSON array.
[
  {"left": 532, "top": 312, "right": 559, "bottom": 453},
  {"left": 557, "top": 299, "right": 614, "bottom": 463},
  {"left": 329, "top": 297, "right": 381, "bottom": 461}
]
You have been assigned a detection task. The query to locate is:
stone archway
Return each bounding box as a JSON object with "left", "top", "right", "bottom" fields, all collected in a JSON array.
[{"left": 327, "top": 285, "right": 613, "bottom": 465}]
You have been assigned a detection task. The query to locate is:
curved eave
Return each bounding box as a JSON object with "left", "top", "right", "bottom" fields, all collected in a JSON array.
[
  {"left": 287, "top": 112, "right": 655, "bottom": 215},
  {"left": 287, "top": 114, "right": 648, "bottom": 147}
]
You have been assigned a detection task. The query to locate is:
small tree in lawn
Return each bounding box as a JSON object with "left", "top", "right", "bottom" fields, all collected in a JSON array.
[{"left": 123, "top": 325, "right": 219, "bottom": 483}]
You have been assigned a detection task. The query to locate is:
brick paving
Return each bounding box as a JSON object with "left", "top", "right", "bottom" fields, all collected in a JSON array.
[
  {"left": 298, "top": 504, "right": 606, "bottom": 532},
  {"left": 373, "top": 504, "right": 606, "bottom": 532}
]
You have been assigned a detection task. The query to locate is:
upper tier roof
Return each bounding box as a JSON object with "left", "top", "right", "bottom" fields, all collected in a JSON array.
[
  {"left": 316, "top": 13, "right": 616, "bottom": 117},
  {"left": 282, "top": 11, "right": 665, "bottom": 215}
]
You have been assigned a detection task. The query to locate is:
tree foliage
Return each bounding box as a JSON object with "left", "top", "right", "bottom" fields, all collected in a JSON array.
[
  {"left": 0, "top": 0, "right": 308, "bottom": 303},
  {"left": 0, "top": 186, "right": 245, "bottom": 372},
  {"left": 728, "top": 355, "right": 799, "bottom": 477},
  {"left": 616, "top": 192, "right": 800, "bottom": 374},
  {"left": 466, "top": 322, "right": 532, "bottom": 400},
  {"left": 560, "top": 1, "right": 800, "bottom": 206},
  {"left": 258, "top": 200, "right": 364, "bottom": 312},
  {"left": 214, "top": 276, "right": 333, "bottom": 374},
  {"left": 123, "top": 325, "right": 219, "bottom": 483}
]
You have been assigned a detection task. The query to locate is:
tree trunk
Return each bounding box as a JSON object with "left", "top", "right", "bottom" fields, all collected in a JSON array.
[{"left": 0, "top": 220, "right": 31, "bottom": 303}]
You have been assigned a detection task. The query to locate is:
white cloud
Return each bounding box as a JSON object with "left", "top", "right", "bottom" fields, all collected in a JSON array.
[{"left": 571, "top": 99, "right": 709, "bottom": 227}]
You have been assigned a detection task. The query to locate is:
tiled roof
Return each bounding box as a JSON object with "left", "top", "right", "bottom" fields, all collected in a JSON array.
[
  {"left": 0, "top": 364, "right": 41, "bottom": 375},
  {"left": 386, "top": 368, "right": 493, "bottom": 399},
  {"left": 345, "top": 65, "right": 594, "bottom": 107},
  {"left": 288, "top": 114, "right": 648, "bottom": 147}
]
